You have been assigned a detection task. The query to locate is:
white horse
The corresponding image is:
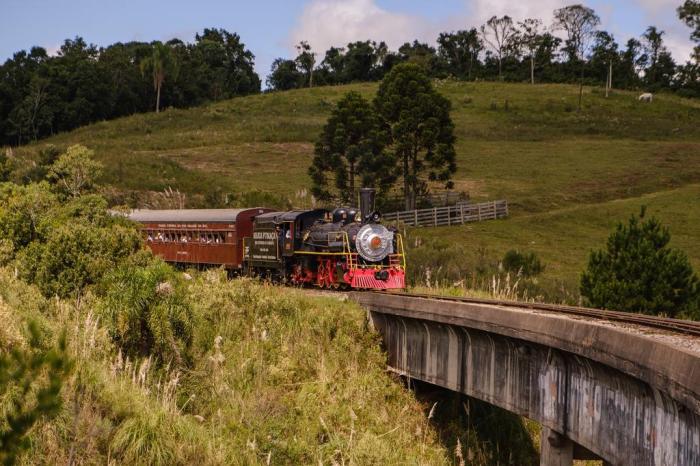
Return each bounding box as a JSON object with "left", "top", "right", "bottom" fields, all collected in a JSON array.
[{"left": 638, "top": 93, "right": 653, "bottom": 102}]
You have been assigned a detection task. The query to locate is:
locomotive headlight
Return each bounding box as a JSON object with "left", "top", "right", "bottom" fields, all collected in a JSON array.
[{"left": 356, "top": 224, "right": 394, "bottom": 262}]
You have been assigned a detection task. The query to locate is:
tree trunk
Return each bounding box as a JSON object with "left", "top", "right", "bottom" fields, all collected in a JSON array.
[
  {"left": 609, "top": 62, "right": 613, "bottom": 95},
  {"left": 403, "top": 152, "right": 410, "bottom": 211},
  {"left": 156, "top": 82, "right": 161, "bottom": 113},
  {"left": 468, "top": 52, "right": 473, "bottom": 80},
  {"left": 578, "top": 62, "right": 584, "bottom": 111},
  {"left": 530, "top": 56, "right": 535, "bottom": 85},
  {"left": 349, "top": 161, "right": 355, "bottom": 203},
  {"left": 498, "top": 56, "right": 502, "bottom": 80},
  {"left": 309, "top": 69, "right": 314, "bottom": 88}
]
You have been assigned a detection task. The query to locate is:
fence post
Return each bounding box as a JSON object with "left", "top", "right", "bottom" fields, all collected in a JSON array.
[
  {"left": 448, "top": 206, "right": 451, "bottom": 226},
  {"left": 492, "top": 200, "right": 496, "bottom": 219},
  {"left": 478, "top": 203, "right": 482, "bottom": 221},
  {"left": 505, "top": 200, "right": 509, "bottom": 217},
  {"left": 460, "top": 204, "right": 464, "bottom": 224},
  {"left": 433, "top": 207, "right": 437, "bottom": 226},
  {"left": 414, "top": 210, "right": 418, "bottom": 227}
]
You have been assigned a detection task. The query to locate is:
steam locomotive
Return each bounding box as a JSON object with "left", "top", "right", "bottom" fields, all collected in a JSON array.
[{"left": 128, "top": 188, "right": 405, "bottom": 290}]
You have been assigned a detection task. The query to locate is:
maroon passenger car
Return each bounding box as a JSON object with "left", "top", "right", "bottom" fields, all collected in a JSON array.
[{"left": 128, "top": 208, "right": 272, "bottom": 269}]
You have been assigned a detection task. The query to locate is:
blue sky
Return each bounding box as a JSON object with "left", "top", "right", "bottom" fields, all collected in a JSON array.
[{"left": 1, "top": 0, "right": 694, "bottom": 83}]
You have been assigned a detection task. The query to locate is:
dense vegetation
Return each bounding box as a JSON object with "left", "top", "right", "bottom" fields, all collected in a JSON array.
[{"left": 0, "top": 28, "right": 260, "bottom": 145}]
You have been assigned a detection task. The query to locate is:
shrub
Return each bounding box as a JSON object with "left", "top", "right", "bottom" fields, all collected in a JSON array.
[
  {"left": 99, "top": 260, "right": 194, "bottom": 365},
  {"left": 0, "top": 322, "right": 71, "bottom": 465},
  {"left": 501, "top": 250, "right": 544, "bottom": 277},
  {"left": 580, "top": 208, "right": 700, "bottom": 317},
  {"left": 1, "top": 184, "right": 143, "bottom": 297}
]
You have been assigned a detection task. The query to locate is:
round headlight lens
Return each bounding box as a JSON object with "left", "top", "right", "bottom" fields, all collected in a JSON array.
[{"left": 370, "top": 236, "right": 382, "bottom": 249}]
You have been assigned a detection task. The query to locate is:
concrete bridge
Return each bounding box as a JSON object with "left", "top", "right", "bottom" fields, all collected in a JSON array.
[{"left": 353, "top": 292, "right": 700, "bottom": 466}]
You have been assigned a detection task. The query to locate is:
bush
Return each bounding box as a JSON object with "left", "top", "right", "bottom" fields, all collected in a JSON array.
[
  {"left": 580, "top": 208, "right": 700, "bottom": 317},
  {"left": 0, "top": 322, "right": 71, "bottom": 465},
  {"left": 501, "top": 250, "right": 544, "bottom": 277},
  {"left": 99, "top": 260, "right": 194, "bottom": 365}
]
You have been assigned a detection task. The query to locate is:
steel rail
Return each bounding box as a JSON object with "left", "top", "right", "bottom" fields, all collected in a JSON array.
[{"left": 371, "top": 291, "right": 700, "bottom": 337}]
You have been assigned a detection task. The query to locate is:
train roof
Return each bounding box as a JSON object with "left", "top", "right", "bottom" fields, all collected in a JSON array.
[
  {"left": 127, "top": 208, "right": 270, "bottom": 223},
  {"left": 254, "top": 209, "right": 328, "bottom": 224}
]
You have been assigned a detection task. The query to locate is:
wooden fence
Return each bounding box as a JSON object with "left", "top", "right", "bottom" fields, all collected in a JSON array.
[{"left": 385, "top": 200, "right": 508, "bottom": 228}]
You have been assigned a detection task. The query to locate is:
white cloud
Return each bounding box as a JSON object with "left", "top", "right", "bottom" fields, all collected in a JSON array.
[
  {"left": 288, "top": 0, "right": 438, "bottom": 54},
  {"left": 465, "top": 0, "right": 569, "bottom": 26}
]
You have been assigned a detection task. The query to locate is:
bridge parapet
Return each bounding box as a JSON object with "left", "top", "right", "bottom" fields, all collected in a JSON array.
[{"left": 353, "top": 292, "right": 700, "bottom": 466}]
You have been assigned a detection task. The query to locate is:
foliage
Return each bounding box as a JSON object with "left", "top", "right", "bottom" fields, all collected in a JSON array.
[
  {"left": 266, "top": 58, "right": 303, "bottom": 91},
  {"left": 580, "top": 208, "right": 700, "bottom": 317},
  {"left": 98, "top": 260, "right": 194, "bottom": 365},
  {"left": 48, "top": 144, "right": 103, "bottom": 197},
  {"left": 679, "top": 0, "right": 700, "bottom": 43},
  {"left": 0, "top": 29, "right": 260, "bottom": 145},
  {"left": 0, "top": 179, "right": 142, "bottom": 297},
  {"left": 140, "top": 42, "right": 179, "bottom": 113},
  {"left": 0, "top": 321, "right": 71, "bottom": 466},
  {"left": 309, "top": 91, "right": 393, "bottom": 202},
  {"left": 502, "top": 250, "right": 544, "bottom": 277},
  {"left": 374, "top": 63, "right": 457, "bottom": 210}
]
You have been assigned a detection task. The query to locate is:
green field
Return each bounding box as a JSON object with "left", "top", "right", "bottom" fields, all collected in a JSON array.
[{"left": 9, "top": 80, "right": 700, "bottom": 297}]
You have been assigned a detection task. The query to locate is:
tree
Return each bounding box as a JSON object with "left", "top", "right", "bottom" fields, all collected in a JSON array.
[
  {"left": 374, "top": 64, "right": 457, "bottom": 210},
  {"left": 267, "top": 58, "right": 303, "bottom": 90},
  {"left": 590, "top": 31, "right": 619, "bottom": 97},
  {"left": 678, "top": 0, "right": 700, "bottom": 42},
  {"left": 309, "top": 92, "right": 392, "bottom": 203},
  {"left": 437, "top": 29, "right": 482, "bottom": 79},
  {"left": 140, "top": 42, "right": 179, "bottom": 113},
  {"left": 518, "top": 19, "right": 546, "bottom": 84},
  {"left": 480, "top": 16, "right": 517, "bottom": 80},
  {"left": 295, "top": 41, "right": 316, "bottom": 87},
  {"left": 642, "top": 26, "right": 676, "bottom": 90},
  {"left": 398, "top": 41, "right": 438, "bottom": 72},
  {"left": 553, "top": 4, "right": 600, "bottom": 110},
  {"left": 48, "top": 144, "right": 103, "bottom": 198},
  {"left": 581, "top": 208, "right": 700, "bottom": 318},
  {"left": 618, "top": 38, "right": 645, "bottom": 88}
]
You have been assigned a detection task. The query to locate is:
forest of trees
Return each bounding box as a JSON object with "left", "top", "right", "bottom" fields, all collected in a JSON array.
[
  {"left": 0, "top": 28, "right": 260, "bottom": 145},
  {"left": 1, "top": 3, "right": 699, "bottom": 147}
]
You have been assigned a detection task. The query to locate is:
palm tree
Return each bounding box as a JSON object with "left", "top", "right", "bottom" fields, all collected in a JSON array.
[{"left": 140, "top": 42, "right": 178, "bottom": 113}]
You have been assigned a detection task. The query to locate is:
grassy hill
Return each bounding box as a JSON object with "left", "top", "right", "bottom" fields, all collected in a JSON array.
[{"left": 9, "top": 80, "right": 700, "bottom": 298}]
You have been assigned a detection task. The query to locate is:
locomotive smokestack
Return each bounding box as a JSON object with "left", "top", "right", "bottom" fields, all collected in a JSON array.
[{"left": 359, "top": 187, "right": 376, "bottom": 222}]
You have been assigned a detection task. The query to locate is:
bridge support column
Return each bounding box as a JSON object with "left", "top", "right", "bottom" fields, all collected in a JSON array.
[{"left": 540, "top": 428, "right": 573, "bottom": 466}]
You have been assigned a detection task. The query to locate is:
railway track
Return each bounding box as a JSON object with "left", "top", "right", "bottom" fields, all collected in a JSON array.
[{"left": 372, "top": 291, "right": 700, "bottom": 337}]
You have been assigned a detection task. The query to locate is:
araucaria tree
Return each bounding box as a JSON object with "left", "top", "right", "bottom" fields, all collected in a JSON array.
[
  {"left": 374, "top": 63, "right": 457, "bottom": 210},
  {"left": 309, "top": 92, "right": 392, "bottom": 203},
  {"left": 140, "top": 42, "right": 179, "bottom": 113},
  {"left": 553, "top": 4, "right": 600, "bottom": 110},
  {"left": 580, "top": 208, "right": 700, "bottom": 318}
]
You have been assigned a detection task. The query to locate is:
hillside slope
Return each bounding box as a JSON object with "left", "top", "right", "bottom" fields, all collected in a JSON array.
[{"left": 8, "top": 81, "right": 700, "bottom": 296}]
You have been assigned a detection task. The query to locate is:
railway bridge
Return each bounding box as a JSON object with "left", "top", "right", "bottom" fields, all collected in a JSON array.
[{"left": 352, "top": 292, "right": 700, "bottom": 466}]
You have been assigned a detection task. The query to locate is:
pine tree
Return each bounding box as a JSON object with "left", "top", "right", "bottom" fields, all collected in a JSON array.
[
  {"left": 309, "top": 92, "right": 393, "bottom": 203},
  {"left": 580, "top": 207, "right": 700, "bottom": 318}
]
